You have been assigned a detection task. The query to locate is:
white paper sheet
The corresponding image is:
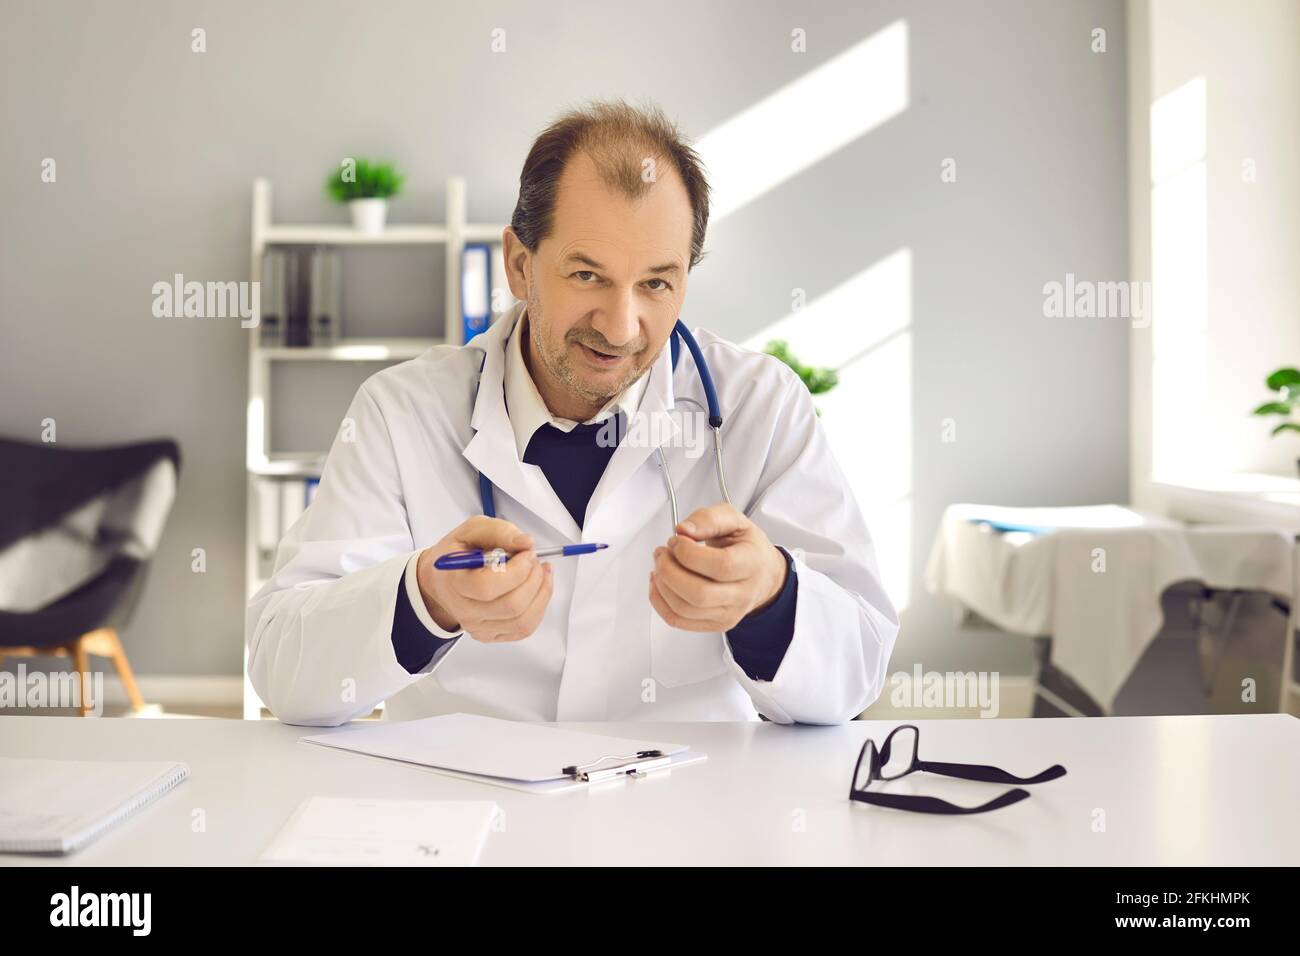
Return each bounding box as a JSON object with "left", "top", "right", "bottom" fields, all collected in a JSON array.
[{"left": 260, "top": 796, "right": 499, "bottom": 867}]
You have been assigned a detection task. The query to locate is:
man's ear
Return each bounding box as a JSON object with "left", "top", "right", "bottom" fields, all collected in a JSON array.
[{"left": 501, "top": 227, "right": 531, "bottom": 301}]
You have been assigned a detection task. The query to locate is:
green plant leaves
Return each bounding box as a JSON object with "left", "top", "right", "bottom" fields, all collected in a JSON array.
[
  {"left": 325, "top": 159, "right": 406, "bottom": 202},
  {"left": 1257, "top": 366, "right": 1300, "bottom": 439},
  {"left": 763, "top": 340, "right": 839, "bottom": 396},
  {"left": 1265, "top": 367, "right": 1300, "bottom": 391},
  {"left": 1253, "top": 401, "right": 1294, "bottom": 416}
]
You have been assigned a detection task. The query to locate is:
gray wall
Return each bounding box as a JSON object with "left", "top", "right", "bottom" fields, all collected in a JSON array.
[{"left": 0, "top": 0, "right": 1128, "bottom": 678}]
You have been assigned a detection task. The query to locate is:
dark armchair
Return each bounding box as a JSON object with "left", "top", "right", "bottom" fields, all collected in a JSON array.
[{"left": 0, "top": 438, "right": 181, "bottom": 715}]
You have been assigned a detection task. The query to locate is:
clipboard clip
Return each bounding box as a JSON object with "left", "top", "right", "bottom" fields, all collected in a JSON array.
[{"left": 563, "top": 750, "right": 670, "bottom": 783}]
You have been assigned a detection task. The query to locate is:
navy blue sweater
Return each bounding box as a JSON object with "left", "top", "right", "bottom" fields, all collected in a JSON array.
[{"left": 392, "top": 416, "right": 797, "bottom": 680}]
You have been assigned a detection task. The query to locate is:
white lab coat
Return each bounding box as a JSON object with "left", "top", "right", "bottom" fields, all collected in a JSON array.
[{"left": 246, "top": 302, "right": 899, "bottom": 727}]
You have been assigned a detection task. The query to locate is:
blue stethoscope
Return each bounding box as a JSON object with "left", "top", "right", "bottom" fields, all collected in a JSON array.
[{"left": 477, "top": 320, "right": 732, "bottom": 533}]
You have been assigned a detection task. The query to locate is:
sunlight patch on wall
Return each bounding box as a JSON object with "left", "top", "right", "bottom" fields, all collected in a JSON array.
[
  {"left": 696, "top": 20, "right": 909, "bottom": 223},
  {"left": 744, "top": 249, "right": 913, "bottom": 611}
]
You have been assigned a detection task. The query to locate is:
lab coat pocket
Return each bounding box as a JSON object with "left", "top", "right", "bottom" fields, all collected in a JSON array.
[{"left": 649, "top": 606, "right": 729, "bottom": 688}]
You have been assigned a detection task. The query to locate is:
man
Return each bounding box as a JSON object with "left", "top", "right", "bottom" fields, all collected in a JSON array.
[{"left": 247, "top": 100, "right": 898, "bottom": 726}]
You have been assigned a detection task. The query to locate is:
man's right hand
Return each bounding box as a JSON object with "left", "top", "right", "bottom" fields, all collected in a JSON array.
[{"left": 415, "top": 517, "right": 554, "bottom": 643}]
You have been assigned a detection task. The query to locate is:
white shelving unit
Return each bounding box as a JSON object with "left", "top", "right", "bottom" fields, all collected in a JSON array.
[{"left": 243, "top": 176, "right": 509, "bottom": 718}]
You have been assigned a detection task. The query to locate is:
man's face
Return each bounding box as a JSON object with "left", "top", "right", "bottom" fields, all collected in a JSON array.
[{"left": 507, "top": 150, "right": 693, "bottom": 411}]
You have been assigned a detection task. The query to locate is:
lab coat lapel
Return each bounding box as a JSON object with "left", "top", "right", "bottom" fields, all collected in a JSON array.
[{"left": 461, "top": 306, "right": 583, "bottom": 542}]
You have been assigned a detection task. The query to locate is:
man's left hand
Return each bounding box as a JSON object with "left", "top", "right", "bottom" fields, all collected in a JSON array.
[{"left": 649, "top": 504, "right": 788, "bottom": 632}]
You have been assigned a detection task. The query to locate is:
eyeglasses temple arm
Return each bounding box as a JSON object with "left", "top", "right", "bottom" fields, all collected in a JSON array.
[
  {"left": 917, "top": 759, "right": 1067, "bottom": 785},
  {"left": 852, "top": 788, "right": 1031, "bottom": 815}
]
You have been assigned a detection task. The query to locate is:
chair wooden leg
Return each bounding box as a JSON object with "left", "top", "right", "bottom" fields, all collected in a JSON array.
[
  {"left": 70, "top": 639, "right": 92, "bottom": 717},
  {"left": 2, "top": 636, "right": 150, "bottom": 716},
  {"left": 79, "top": 627, "right": 146, "bottom": 713}
]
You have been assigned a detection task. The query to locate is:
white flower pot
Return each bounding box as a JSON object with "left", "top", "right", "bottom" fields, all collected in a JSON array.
[{"left": 349, "top": 198, "right": 388, "bottom": 234}]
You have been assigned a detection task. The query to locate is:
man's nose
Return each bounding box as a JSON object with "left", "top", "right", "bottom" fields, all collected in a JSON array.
[{"left": 591, "top": 286, "right": 640, "bottom": 349}]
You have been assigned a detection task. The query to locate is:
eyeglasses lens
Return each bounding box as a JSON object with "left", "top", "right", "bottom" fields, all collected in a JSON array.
[{"left": 880, "top": 726, "right": 918, "bottom": 780}]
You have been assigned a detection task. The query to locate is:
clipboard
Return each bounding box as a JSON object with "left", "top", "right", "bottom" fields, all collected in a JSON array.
[{"left": 299, "top": 713, "right": 708, "bottom": 795}]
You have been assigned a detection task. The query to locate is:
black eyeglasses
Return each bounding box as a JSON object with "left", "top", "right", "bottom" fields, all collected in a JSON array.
[{"left": 850, "top": 724, "right": 1066, "bottom": 814}]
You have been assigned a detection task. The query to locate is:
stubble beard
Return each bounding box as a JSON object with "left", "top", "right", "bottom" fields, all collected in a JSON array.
[{"left": 525, "top": 288, "right": 652, "bottom": 408}]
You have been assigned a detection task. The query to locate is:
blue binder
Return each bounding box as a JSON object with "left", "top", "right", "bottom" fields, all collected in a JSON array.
[{"left": 461, "top": 243, "right": 492, "bottom": 343}]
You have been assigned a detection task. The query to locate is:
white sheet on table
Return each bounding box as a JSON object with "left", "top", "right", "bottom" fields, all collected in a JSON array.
[{"left": 925, "top": 504, "right": 1294, "bottom": 710}]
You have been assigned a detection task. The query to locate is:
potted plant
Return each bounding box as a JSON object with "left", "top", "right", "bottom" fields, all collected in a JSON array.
[
  {"left": 325, "top": 159, "right": 405, "bottom": 234},
  {"left": 1251, "top": 366, "right": 1300, "bottom": 475},
  {"left": 764, "top": 340, "right": 838, "bottom": 414}
]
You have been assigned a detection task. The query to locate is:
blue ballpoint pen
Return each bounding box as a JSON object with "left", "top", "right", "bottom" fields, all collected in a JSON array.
[{"left": 434, "top": 543, "right": 609, "bottom": 571}]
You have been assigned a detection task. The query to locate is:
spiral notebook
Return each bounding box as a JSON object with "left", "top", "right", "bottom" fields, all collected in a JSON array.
[{"left": 0, "top": 757, "right": 190, "bottom": 855}]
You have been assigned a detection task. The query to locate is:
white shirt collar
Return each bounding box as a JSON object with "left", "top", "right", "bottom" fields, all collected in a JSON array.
[{"left": 503, "top": 308, "right": 650, "bottom": 460}]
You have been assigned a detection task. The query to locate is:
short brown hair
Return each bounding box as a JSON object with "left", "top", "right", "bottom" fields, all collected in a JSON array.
[{"left": 510, "top": 99, "right": 711, "bottom": 270}]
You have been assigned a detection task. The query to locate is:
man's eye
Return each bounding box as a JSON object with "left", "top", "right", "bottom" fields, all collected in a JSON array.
[
  {"left": 573, "top": 270, "right": 598, "bottom": 282},
  {"left": 645, "top": 279, "right": 671, "bottom": 292}
]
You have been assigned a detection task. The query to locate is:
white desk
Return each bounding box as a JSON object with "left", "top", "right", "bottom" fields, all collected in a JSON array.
[{"left": 2, "top": 714, "right": 1297, "bottom": 865}]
